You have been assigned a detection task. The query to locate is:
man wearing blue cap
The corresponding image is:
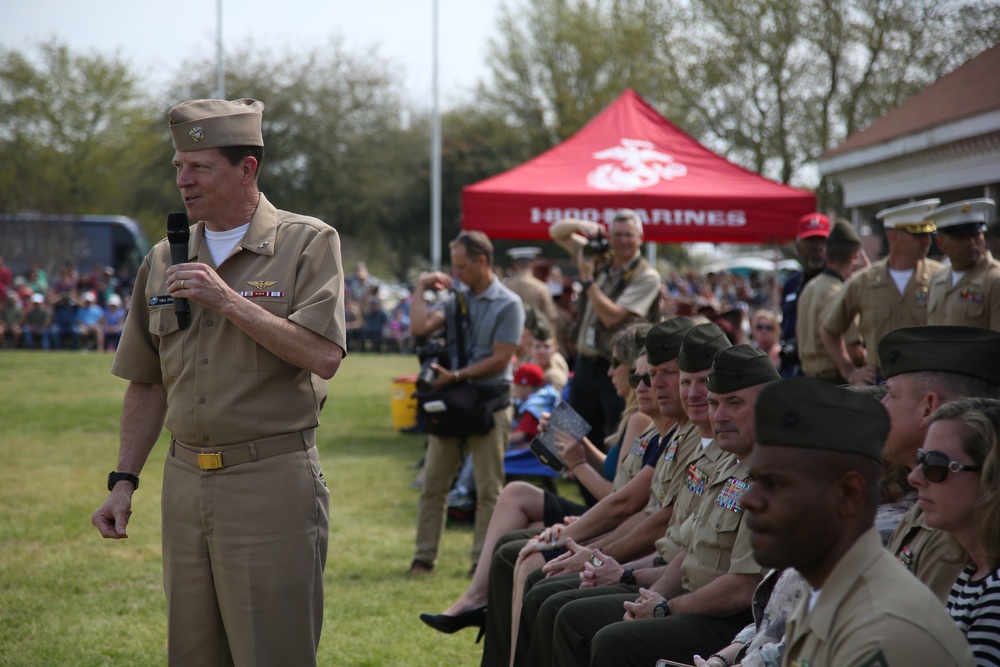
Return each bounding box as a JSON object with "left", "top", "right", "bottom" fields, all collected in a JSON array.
[{"left": 927, "top": 198, "right": 1000, "bottom": 331}]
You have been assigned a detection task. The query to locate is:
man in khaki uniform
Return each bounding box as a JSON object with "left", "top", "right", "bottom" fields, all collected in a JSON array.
[
  {"left": 743, "top": 378, "right": 974, "bottom": 667},
  {"left": 797, "top": 219, "right": 866, "bottom": 382},
  {"left": 821, "top": 199, "right": 942, "bottom": 384},
  {"left": 927, "top": 198, "right": 1000, "bottom": 331},
  {"left": 505, "top": 246, "right": 557, "bottom": 331},
  {"left": 877, "top": 325, "right": 1000, "bottom": 600},
  {"left": 91, "top": 99, "right": 346, "bottom": 666},
  {"left": 523, "top": 346, "right": 780, "bottom": 667},
  {"left": 550, "top": 211, "right": 661, "bottom": 448}
]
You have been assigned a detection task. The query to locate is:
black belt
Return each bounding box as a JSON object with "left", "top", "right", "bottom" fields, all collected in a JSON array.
[{"left": 171, "top": 430, "right": 315, "bottom": 470}]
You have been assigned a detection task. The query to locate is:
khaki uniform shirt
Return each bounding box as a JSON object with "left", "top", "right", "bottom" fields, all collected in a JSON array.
[
  {"left": 822, "top": 257, "right": 941, "bottom": 369},
  {"left": 575, "top": 252, "right": 660, "bottom": 358},
  {"left": 927, "top": 251, "right": 1000, "bottom": 331},
  {"left": 611, "top": 422, "right": 661, "bottom": 492},
  {"left": 783, "top": 528, "right": 974, "bottom": 667},
  {"left": 885, "top": 504, "right": 966, "bottom": 602},
  {"left": 655, "top": 436, "right": 725, "bottom": 562},
  {"left": 112, "top": 193, "right": 346, "bottom": 445},
  {"left": 642, "top": 421, "right": 701, "bottom": 515},
  {"left": 679, "top": 453, "right": 763, "bottom": 592},
  {"left": 505, "top": 271, "right": 557, "bottom": 329},
  {"left": 796, "top": 270, "right": 860, "bottom": 379}
]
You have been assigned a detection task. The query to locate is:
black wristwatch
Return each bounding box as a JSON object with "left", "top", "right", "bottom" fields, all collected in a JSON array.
[
  {"left": 619, "top": 568, "right": 636, "bottom": 586},
  {"left": 653, "top": 600, "right": 671, "bottom": 618},
  {"left": 580, "top": 279, "right": 594, "bottom": 291},
  {"left": 108, "top": 471, "right": 139, "bottom": 491}
]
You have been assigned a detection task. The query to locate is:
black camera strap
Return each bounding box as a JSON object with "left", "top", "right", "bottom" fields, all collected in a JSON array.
[{"left": 454, "top": 289, "right": 470, "bottom": 369}]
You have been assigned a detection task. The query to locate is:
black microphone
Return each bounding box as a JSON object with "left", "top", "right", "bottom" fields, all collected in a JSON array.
[{"left": 166, "top": 212, "right": 190, "bottom": 330}]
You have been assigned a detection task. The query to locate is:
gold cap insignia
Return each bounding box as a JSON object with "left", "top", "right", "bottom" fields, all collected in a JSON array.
[
  {"left": 962, "top": 203, "right": 972, "bottom": 213},
  {"left": 247, "top": 280, "right": 276, "bottom": 289},
  {"left": 189, "top": 127, "right": 205, "bottom": 143}
]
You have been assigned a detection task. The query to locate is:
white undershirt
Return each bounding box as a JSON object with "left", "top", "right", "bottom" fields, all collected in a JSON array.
[
  {"left": 204, "top": 222, "right": 250, "bottom": 267},
  {"left": 701, "top": 437, "right": 713, "bottom": 450},
  {"left": 951, "top": 270, "right": 966, "bottom": 286},
  {"left": 807, "top": 587, "right": 822, "bottom": 613},
  {"left": 888, "top": 268, "right": 914, "bottom": 294}
]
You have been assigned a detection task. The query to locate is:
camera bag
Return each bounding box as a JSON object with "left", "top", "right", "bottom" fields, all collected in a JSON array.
[{"left": 415, "top": 290, "right": 505, "bottom": 439}]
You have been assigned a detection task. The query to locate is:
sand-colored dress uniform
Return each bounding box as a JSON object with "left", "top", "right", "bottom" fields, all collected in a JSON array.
[
  {"left": 927, "top": 251, "right": 1000, "bottom": 331},
  {"left": 783, "top": 527, "right": 974, "bottom": 667},
  {"left": 113, "top": 193, "right": 346, "bottom": 667},
  {"left": 797, "top": 269, "right": 860, "bottom": 380},
  {"left": 821, "top": 257, "right": 941, "bottom": 369},
  {"left": 506, "top": 270, "right": 557, "bottom": 329},
  {"left": 885, "top": 503, "right": 966, "bottom": 602},
  {"left": 556, "top": 453, "right": 765, "bottom": 667}
]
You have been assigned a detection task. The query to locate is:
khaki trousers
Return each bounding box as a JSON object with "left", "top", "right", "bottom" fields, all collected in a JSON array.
[
  {"left": 162, "top": 438, "right": 330, "bottom": 667},
  {"left": 414, "top": 405, "right": 512, "bottom": 566}
]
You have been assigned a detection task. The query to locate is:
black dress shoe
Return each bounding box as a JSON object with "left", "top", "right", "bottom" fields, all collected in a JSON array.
[{"left": 419, "top": 606, "right": 487, "bottom": 643}]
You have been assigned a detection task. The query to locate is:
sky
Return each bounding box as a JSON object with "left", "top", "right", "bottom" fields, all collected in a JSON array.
[{"left": 1, "top": 0, "right": 517, "bottom": 105}]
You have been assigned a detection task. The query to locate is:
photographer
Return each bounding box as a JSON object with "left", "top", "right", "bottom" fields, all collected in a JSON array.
[
  {"left": 408, "top": 231, "right": 525, "bottom": 576},
  {"left": 549, "top": 211, "right": 660, "bottom": 484}
]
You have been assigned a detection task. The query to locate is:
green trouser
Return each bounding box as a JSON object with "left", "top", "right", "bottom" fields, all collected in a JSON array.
[
  {"left": 557, "top": 591, "right": 753, "bottom": 667},
  {"left": 479, "top": 529, "right": 539, "bottom": 667},
  {"left": 518, "top": 581, "right": 639, "bottom": 666}
]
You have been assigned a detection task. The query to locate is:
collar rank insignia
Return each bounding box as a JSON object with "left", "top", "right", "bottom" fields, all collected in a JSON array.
[{"left": 247, "top": 280, "right": 277, "bottom": 289}]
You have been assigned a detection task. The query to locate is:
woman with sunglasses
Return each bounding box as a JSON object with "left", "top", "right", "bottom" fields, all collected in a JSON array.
[
  {"left": 749, "top": 309, "right": 781, "bottom": 370},
  {"left": 908, "top": 398, "right": 1000, "bottom": 666}
]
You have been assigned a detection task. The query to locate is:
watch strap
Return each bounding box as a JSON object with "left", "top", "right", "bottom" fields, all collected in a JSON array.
[
  {"left": 108, "top": 471, "right": 139, "bottom": 491},
  {"left": 619, "top": 567, "right": 636, "bottom": 586}
]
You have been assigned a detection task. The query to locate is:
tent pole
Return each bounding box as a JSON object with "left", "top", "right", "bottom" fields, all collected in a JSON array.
[{"left": 647, "top": 241, "right": 656, "bottom": 270}]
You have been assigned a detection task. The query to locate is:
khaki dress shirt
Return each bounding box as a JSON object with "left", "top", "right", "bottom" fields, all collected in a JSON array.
[
  {"left": 927, "top": 251, "right": 1000, "bottom": 331},
  {"left": 885, "top": 503, "right": 966, "bottom": 602},
  {"left": 822, "top": 257, "right": 941, "bottom": 369},
  {"left": 796, "top": 270, "right": 860, "bottom": 379},
  {"left": 112, "top": 193, "right": 346, "bottom": 445},
  {"left": 783, "top": 528, "right": 974, "bottom": 667}
]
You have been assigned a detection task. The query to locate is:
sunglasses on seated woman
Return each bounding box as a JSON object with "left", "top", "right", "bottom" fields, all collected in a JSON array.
[
  {"left": 628, "top": 373, "right": 651, "bottom": 388},
  {"left": 916, "top": 448, "right": 981, "bottom": 483}
]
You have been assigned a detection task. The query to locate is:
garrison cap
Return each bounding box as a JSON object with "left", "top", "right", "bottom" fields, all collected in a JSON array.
[
  {"left": 530, "top": 316, "right": 554, "bottom": 341},
  {"left": 877, "top": 326, "right": 1000, "bottom": 386},
  {"left": 827, "top": 219, "right": 861, "bottom": 246},
  {"left": 755, "top": 377, "right": 889, "bottom": 462},
  {"left": 927, "top": 198, "right": 995, "bottom": 236},
  {"left": 707, "top": 345, "right": 780, "bottom": 394},
  {"left": 877, "top": 199, "right": 939, "bottom": 234},
  {"left": 677, "top": 322, "right": 731, "bottom": 372},
  {"left": 645, "top": 316, "right": 695, "bottom": 365},
  {"left": 169, "top": 98, "right": 264, "bottom": 152}
]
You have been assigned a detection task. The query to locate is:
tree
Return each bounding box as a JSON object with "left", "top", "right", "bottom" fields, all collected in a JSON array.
[
  {"left": 480, "top": 0, "right": 693, "bottom": 153},
  {"left": 0, "top": 40, "right": 159, "bottom": 216}
]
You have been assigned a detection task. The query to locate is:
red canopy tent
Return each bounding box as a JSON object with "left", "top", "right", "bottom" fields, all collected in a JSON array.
[{"left": 461, "top": 90, "right": 815, "bottom": 244}]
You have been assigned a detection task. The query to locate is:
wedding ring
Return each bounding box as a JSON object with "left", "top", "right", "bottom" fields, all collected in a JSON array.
[{"left": 181, "top": 279, "right": 185, "bottom": 289}]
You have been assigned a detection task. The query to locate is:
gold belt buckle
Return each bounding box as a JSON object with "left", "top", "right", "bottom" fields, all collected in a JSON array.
[{"left": 197, "top": 452, "right": 224, "bottom": 470}]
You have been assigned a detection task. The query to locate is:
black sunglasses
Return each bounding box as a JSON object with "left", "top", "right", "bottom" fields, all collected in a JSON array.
[
  {"left": 916, "top": 448, "right": 981, "bottom": 483},
  {"left": 629, "top": 373, "right": 651, "bottom": 389}
]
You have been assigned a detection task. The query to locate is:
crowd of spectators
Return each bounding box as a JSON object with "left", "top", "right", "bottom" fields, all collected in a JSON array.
[{"left": 0, "top": 256, "right": 133, "bottom": 352}]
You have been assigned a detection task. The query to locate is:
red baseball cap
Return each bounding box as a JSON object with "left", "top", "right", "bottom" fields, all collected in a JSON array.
[
  {"left": 514, "top": 363, "right": 545, "bottom": 386},
  {"left": 797, "top": 213, "right": 831, "bottom": 241}
]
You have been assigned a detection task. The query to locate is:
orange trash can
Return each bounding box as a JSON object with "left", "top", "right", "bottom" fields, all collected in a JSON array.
[{"left": 390, "top": 374, "right": 419, "bottom": 431}]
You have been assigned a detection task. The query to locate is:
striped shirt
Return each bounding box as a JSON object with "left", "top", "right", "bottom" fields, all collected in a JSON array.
[{"left": 947, "top": 563, "right": 1000, "bottom": 666}]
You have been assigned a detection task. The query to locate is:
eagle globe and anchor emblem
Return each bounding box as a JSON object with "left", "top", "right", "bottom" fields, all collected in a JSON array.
[{"left": 586, "top": 138, "right": 687, "bottom": 191}]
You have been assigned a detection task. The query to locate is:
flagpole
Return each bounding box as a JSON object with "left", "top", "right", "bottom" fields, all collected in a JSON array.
[{"left": 430, "top": 0, "right": 442, "bottom": 270}]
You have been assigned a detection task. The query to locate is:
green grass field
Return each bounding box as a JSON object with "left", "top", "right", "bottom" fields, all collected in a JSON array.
[{"left": 0, "top": 351, "right": 577, "bottom": 666}]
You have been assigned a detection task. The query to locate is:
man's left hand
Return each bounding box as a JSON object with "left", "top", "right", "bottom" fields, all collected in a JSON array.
[
  {"left": 622, "top": 587, "right": 666, "bottom": 621},
  {"left": 579, "top": 549, "right": 624, "bottom": 588}
]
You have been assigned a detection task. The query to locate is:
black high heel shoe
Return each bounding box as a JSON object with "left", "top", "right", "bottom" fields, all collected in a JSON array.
[{"left": 419, "top": 606, "right": 487, "bottom": 643}]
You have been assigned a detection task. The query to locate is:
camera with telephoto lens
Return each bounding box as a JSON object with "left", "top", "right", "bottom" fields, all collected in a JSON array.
[
  {"left": 416, "top": 340, "right": 450, "bottom": 392},
  {"left": 582, "top": 227, "right": 611, "bottom": 258}
]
